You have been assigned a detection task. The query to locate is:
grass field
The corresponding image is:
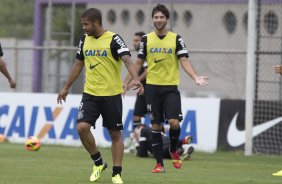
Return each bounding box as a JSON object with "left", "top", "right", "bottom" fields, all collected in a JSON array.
[{"left": 0, "top": 142, "right": 281, "bottom": 184}]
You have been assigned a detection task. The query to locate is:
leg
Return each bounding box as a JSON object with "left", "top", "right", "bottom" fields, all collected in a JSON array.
[
  {"left": 124, "top": 115, "right": 142, "bottom": 154},
  {"left": 133, "top": 115, "right": 142, "bottom": 129},
  {"left": 181, "top": 146, "right": 195, "bottom": 161},
  {"left": 146, "top": 85, "right": 165, "bottom": 173},
  {"left": 129, "top": 94, "right": 145, "bottom": 153},
  {"left": 133, "top": 93, "right": 147, "bottom": 129},
  {"left": 168, "top": 119, "right": 181, "bottom": 152},
  {"left": 77, "top": 122, "right": 107, "bottom": 182},
  {"left": 76, "top": 93, "right": 101, "bottom": 156},
  {"left": 101, "top": 95, "right": 124, "bottom": 183},
  {"left": 77, "top": 122, "right": 98, "bottom": 155},
  {"left": 151, "top": 123, "right": 165, "bottom": 173},
  {"left": 162, "top": 139, "right": 172, "bottom": 159},
  {"left": 109, "top": 130, "right": 124, "bottom": 183},
  {"left": 136, "top": 126, "right": 151, "bottom": 157},
  {"left": 168, "top": 119, "right": 182, "bottom": 169},
  {"left": 163, "top": 86, "right": 182, "bottom": 152},
  {"left": 151, "top": 123, "right": 164, "bottom": 164},
  {"left": 108, "top": 130, "right": 124, "bottom": 167}
]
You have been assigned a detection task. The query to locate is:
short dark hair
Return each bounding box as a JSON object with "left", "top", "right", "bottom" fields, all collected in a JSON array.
[
  {"left": 152, "top": 4, "right": 169, "bottom": 19},
  {"left": 81, "top": 8, "right": 102, "bottom": 25},
  {"left": 135, "top": 31, "right": 145, "bottom": 37}
]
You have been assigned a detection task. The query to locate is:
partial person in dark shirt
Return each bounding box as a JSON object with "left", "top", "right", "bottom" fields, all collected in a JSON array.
[
  {"left": 134, "top": 124, "right": 194, "bottom": 160},
  {"left": 123, "top": 31, "right": 147, "bottom": 130}
]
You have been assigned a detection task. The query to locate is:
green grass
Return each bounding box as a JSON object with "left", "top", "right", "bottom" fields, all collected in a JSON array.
[{"left": 0, "top": 143, "right": 281, "bottom": 184}]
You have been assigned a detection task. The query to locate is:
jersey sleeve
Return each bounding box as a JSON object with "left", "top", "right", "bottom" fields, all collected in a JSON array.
[
  {"left": 137, "top": 35, "right": 147, "bottom": 60},
  {"left": 0, "top": 43, "right": 3, "bottom": 57},
  {"left": 176, "top": 35, "right": 189, "bottom": 59},
  {"left": 75, "top": 35, "right": 86, "bottom": 61},
  {"left": 111, "top": 34, "right": 131, "bottom": 61}
]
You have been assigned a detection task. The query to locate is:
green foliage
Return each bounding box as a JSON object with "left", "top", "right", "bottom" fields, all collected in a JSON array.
[
  {"left": 0, "top": 0, "right": 35, "bottom": 38},
  {"left": 0, "top": 0, "right": 84, "bottom": 44},
  {"left": 50, "top": 5, "right": 85, "bottom": 44},
  {"left": 0, "top": 143, "right": 282, "bottom": 184}
]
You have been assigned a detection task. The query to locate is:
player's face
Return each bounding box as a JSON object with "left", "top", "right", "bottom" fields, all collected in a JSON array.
[
  {"left": 152, "top": 11, "right": 168, "bottom": 31},
  {"left": 133, "top": 35, "right": 141, "bottom": 51},
  {"left": 81, "top": 17, "right": 96, "bottom": 36}
]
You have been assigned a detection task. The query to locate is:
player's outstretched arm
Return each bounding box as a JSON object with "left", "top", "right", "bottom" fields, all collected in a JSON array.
[
  {"left": 180, "top": 57, "right": 209, "bottom": 86},
  {"left": 57, "top": 59, "right": 84, "bottom": 105}
]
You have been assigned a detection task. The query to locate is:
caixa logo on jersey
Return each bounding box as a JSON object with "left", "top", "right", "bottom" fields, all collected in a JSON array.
[
  {"left": 0, "top": 105, "right": 79, "bottom": 140},
  {"left": 103, "top": 110, "right": 198, "bottom": 144}
]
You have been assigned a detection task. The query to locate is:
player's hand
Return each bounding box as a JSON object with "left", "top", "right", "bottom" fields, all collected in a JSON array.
[
  {"left": 122, "top": 83, "right": 128, "bottom": 97},
  {"left": 274, "top": 65, "right": 282, "bottom": 75},
  {"left": 9, "top": 79, "right": 16, "bottom": 88},
  {"left": 195, "top": 76, "right": 209, "bottom": 86},
  {"left": 57, "top": 88, "right": 68, "bottom": 105},
  {"left": 128, "top": 81, "right": 136, "bottom": 89},
  {"left": 132, "top": 80, "right": 144, "bottom": 95}
]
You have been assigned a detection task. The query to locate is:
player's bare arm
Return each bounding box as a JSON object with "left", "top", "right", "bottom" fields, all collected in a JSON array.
[
  {"left": 137, "top": 68, "right": 147, "bottom": 82},
  {"left": 57, "top": 59, "right": 84, "bottom": 104},
  {"left": 179, "top": 57, "right": 209, "bottom": 86},
  {"left": 0, "top": 57, "right": 16, "bottom": 88},
  {"left": 274, "top": 65, "right": 282, "bottom": 75},
  {"left": 122, "top": 73, "right": 132, "bottom": 93},
  {"left": 126, "top": 68, "right": 147, "bottom": 91},
  {"left": 123, "top": 58, "right": 144, "bottom": 91},
  {"left": 121, "top": 55, "right": 144, "bottom": 95}
]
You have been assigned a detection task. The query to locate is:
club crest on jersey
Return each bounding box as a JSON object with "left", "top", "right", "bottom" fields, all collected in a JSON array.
[
  {"left": 150, "top": 47, "right": 172, "bottom": 54},
  {"left": 84, "top": 49, "right": 107, "bottom": 56}
]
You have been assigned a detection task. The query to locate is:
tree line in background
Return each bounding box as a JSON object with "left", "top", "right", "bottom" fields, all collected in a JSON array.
[
  {"left": 0, "top": 0, "right": 84, "bottom": 45},
  {"left": 0, "top": 0, "right": 34, "bottom": 38}
]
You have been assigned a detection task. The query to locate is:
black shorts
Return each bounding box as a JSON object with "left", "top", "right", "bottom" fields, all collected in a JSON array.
[
  {"left": 77, "top": 93, "right": 123, "bottom": 130},
  {"left": 133, "top": 92, "right": 147, "bottom": 117},
  {"left": 146, "top": 84, "right": 183, "bottom": 124}
]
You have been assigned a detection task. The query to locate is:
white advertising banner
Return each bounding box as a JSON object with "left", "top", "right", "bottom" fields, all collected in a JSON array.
[{"left": 0, "top": 93, "right": 220, "bottom": 152}]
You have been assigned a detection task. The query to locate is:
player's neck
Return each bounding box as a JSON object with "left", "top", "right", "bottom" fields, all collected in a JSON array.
[
  {"left": 155, "top": 28, "right": 168, "bottom": 36},
  {"left": 94, "top": 28, "right": 106, "bottom": 38}
]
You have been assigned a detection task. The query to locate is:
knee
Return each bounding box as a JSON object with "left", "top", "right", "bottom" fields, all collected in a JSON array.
[
  {"left": 168, "top": 119, "right": 180, "bottom": 129},
  {"left": 76, "top": 123, "right": 90, "bottom": 135},
  {"left": 108, "top": 130, "right": 122, "bottom": 142}
]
